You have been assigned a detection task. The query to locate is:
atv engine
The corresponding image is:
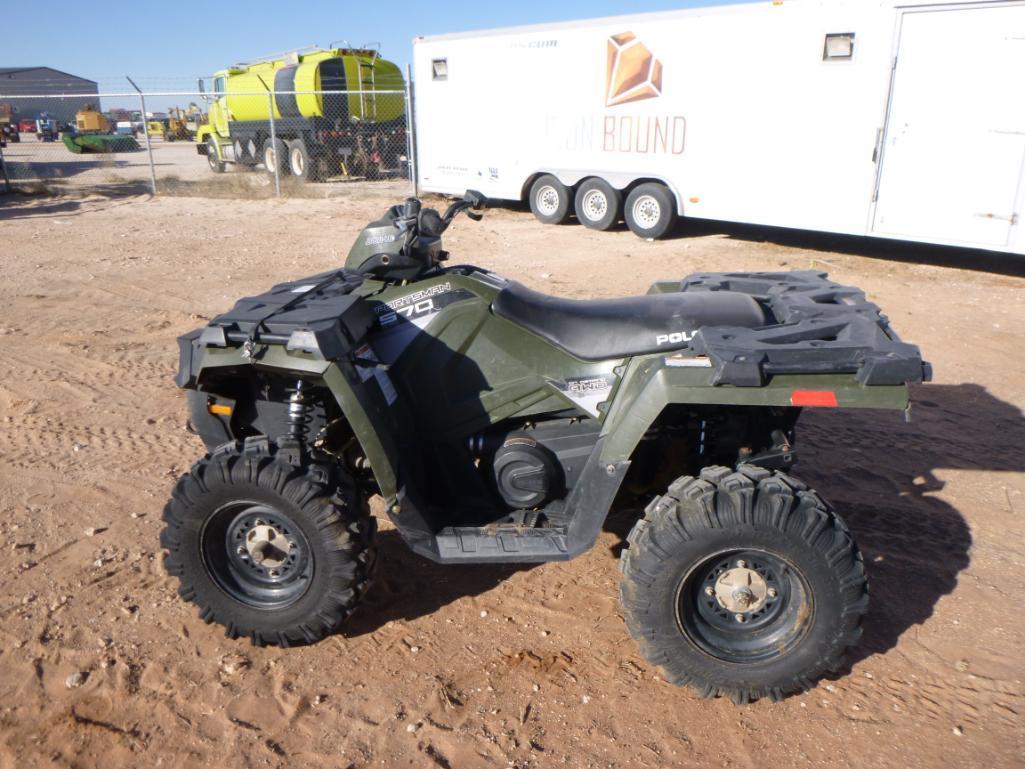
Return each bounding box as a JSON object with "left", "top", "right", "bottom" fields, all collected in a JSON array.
[{"left": 470, "top": 417, "right": 601, "bottom": 510}]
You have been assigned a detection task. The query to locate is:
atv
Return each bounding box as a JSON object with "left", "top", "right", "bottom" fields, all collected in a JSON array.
[{"left": 162, "top": 191, "right": 930, "bottom": 702}]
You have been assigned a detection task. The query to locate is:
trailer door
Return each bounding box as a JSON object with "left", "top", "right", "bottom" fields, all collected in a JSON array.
[{"left": 872, "top": 4, "right": 1025, "bottom": 247}]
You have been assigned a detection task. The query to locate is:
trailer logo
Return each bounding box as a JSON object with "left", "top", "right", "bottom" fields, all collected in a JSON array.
[{"left": 605, "top": 32, "right": 663, "bottom": 107}]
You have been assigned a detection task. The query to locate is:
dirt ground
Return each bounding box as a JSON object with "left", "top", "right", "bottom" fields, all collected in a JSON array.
[{"left": 0, "top": 190, "right": 1023, "bottom": 769}]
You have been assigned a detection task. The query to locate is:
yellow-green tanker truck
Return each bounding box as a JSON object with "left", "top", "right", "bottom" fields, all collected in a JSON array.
[{"left": 196, "top": 47, "right": 406, "bottom": 181}]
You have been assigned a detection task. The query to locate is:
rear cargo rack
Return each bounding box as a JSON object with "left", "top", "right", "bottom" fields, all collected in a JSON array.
[{"left": 679, "top": 270, "right": 931, "bottom": 387}]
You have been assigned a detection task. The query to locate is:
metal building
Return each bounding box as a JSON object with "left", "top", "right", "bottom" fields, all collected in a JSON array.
[{"left": 0, "top": 67, "right": 99, "bottom": 126}]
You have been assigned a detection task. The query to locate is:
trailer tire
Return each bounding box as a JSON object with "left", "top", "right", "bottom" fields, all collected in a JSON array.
[
  {"left": 529, "top": 174, "right": 572, "bottom": 225},
  {"left": 206, "top": 137, "right": 226, "bottom": 173},
  {"left": 263, "top": 138, "right": 289, "bottom": 177},
  {"left": 625, "top": 182, "right": 677, "bottom": 240},
  {"left": 287, "top": 139, "right": 317, "bottom": 182},
  {"left": 619, "top": 465, "right": 868, "bottom": 703},
  {"left": 574, "top": 178, "right": 622, "bottom": 231}
]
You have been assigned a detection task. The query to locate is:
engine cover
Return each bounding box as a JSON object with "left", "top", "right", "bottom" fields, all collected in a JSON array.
[
  {"left": 492, "top": 436, "right": 559, "bottom": 509},
  {"left": 483, "top": 417, "right": 602, "bottom": 510}
]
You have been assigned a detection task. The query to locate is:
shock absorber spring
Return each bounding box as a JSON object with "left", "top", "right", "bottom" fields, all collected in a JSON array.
[{"left": 286, "top": 379, "right": 314, "bottom": 442}]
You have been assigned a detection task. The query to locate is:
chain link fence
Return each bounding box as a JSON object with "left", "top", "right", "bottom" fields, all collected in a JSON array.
[{"left": 0, "top": 82, "right": 417, "bottom": 200}]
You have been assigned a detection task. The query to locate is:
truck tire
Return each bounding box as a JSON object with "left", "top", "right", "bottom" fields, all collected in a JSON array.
[
  {"left": 529, "top": 174, "right": 572, "bottom": 225},
  {"left": 206, "top": 137, "right": 225, "bottom": 173},
  {"left": 574, "top": 178, "right": 622, "bottom": 231},
  {"left": 287, "top": 139, "right": 317, "bottom": 182},
  {"left": 161, "top": 438, "right": 376, "bottom": 646},
  {"left": 263, "top": 138, "right": 289, "bottom": 177},
  {"left": 619, "top": 465, "right": 868, "bottom": 703},
  {"left": 624, "top": 182, "right": 677, "bottom": 239}
]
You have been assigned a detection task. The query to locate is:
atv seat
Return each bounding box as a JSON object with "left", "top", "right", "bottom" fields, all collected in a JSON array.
[{"left": 492, "top": 281, "right": 767, "bottom": 361}]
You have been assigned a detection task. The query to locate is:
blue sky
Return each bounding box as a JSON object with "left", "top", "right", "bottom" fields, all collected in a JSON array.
[{"left": 3, "top": 0, "right": 740, "bottom": 109}]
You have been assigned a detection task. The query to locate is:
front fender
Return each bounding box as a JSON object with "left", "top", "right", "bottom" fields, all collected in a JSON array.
[{"left": 176, "top": 333, "right": 401, "bottom": 498}]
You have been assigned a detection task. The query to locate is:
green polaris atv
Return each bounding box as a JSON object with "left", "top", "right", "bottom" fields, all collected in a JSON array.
[{"left": 162, "top": 191, "right": 930, "bottom": 702}]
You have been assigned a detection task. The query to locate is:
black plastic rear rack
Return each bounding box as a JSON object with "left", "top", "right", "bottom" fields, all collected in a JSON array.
[{"left": 678, "top": 270, "right": 931, "bottom": 387}]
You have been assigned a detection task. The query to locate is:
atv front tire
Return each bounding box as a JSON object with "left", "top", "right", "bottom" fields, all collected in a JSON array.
[
  {"left": 161, "top": 438, "right": 376, "bottom": 646},
  {"left": 619, "top": 465, "right": 867, "bottom": 703}
]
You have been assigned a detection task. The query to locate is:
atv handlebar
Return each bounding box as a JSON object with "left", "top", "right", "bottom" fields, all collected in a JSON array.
[{"left": 440, "top": 189, "right": 488, "bottom": 228}]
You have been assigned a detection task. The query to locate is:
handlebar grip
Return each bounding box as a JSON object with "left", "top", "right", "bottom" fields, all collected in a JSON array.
[
  {"left": 402, "top": 197, "right": 422, "bottom": 217},
  {"left": 464, "top": 189, "right": 488, "bottom": 210}
]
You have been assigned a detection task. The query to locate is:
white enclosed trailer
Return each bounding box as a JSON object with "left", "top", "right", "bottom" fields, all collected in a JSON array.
[{"left": 412, "top": 0, "right": 1025, "bottom": 252}]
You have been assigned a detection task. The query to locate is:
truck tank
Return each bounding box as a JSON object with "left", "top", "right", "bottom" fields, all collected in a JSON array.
[{"left": 224, "top": 49, "right": 405, "bottom": 125}]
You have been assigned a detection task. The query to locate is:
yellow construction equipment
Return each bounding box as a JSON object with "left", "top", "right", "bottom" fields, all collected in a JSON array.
[{"left": 75, "top": 104, "right": 110, "bottom": 133}]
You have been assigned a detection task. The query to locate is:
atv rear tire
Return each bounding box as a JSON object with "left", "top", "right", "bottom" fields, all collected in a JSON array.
[
  {"left": 619, "top": 465, "right": 867, "bottom": 703},
  {"left": 529, "top": 174, "right": 572, "bottom": 225},
  {"left": 161, "top": 438, "right": 376, "bottom": 646}
]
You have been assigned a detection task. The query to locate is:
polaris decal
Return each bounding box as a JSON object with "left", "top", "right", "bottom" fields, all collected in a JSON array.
[
  {"left": 376, "top": 282, "right": 463, "bottom": 327},
  {"left": 656, "top": 330, "right": 695, "bottom": 346},
  {"left": 364, "top": 233, "right": 398, "bottom": 247},
  {"left": 370, "top": 285, "right": 476, "bottom": 363},
  {"left": 548, "top": 372, "right": 619, "bottom": 418}
]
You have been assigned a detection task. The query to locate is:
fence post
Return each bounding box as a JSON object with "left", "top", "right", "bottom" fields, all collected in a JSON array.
[
  {"left": 404, "top": 65, "right": 419, "bottom": 197},
  {"left": 255, "top": 76, "right": 282, "bottom": 198},
  {"left": 126, "top": 76, "right": 158, "bottom": 195},
  {"left": 267, "top": 92, "right": 281, "bottom": 198},
  {"left": 0, "top": 138, "right": 10, "bottom": 193}
]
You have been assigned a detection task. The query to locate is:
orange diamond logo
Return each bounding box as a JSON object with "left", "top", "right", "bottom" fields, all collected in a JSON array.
[{"left": 605, "top": 32, "right": 663, "bottom": 107}]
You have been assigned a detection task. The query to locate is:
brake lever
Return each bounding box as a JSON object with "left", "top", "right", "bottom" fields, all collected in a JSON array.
[{"left": 466, "top": 211, "right": 483, "bottom": 222}]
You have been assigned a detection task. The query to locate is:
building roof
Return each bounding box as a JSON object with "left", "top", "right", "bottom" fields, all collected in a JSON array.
[{"left": 0, "top": 66, "right": 98, "bottom": 84}]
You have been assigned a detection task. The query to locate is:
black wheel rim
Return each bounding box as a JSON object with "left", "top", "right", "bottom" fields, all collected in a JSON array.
[
  {"left": 201, "top": 502, "right": 313, "bottom": 609},
  {"left": 676, "top": 549, "right": 812, "bottom": 663}
]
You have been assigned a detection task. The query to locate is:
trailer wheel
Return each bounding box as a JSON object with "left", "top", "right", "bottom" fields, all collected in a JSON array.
[
  {"left": 574, "top": 178, "right": 622, "bottom": 231},
  {"left": 263, "top": 138, "right": 289, "bottom": 177},
  {"left": 529, "top": 174, "right": 572, "bottom": 225},
  {"left": 206, "top": 137, "right": 225, "bottom": 173},
  {"left": 625, "top": 182, "right": 677, "bottom": 240},
  {"left": 287, "top": 139, "right": 317, "bottom": 182}
]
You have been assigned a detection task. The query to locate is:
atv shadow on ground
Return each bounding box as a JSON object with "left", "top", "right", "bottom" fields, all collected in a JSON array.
[
  {"left": 798, "top": 382, "right": 1023, "bottom": 666},
  {"left": 342, "top": 530, "right": 531, "bottom": 638}
]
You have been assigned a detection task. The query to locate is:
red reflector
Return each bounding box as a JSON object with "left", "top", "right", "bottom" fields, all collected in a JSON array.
[{"left": 790, "top": 390, "right": 838, "bottom": 407}]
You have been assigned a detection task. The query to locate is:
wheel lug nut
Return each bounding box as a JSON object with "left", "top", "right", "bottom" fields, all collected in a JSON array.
[
  {"left": 734, "top": 613, "right": 746, "bottom": 623},
  {"left": 736, "top": 559, "right": 746, "bottom": 568}
]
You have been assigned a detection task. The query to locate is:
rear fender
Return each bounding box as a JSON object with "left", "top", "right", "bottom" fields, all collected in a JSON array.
[{"left": 599, "top": 354, "right": 911, "bottom": 463}]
